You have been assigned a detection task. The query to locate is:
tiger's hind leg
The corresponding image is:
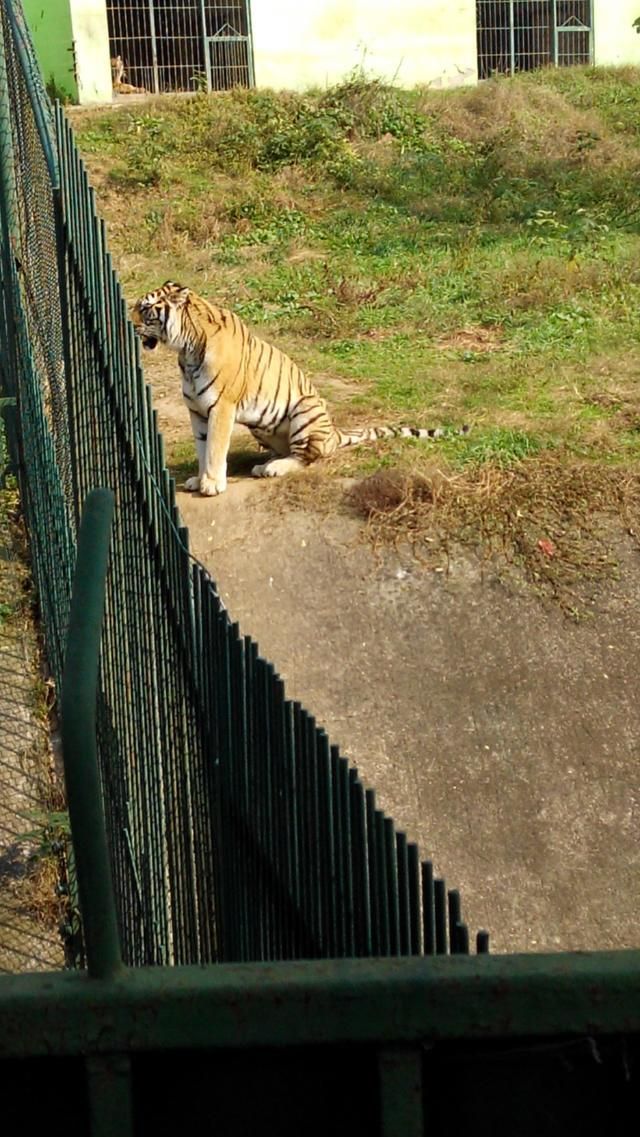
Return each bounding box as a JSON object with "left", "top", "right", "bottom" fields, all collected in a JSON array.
[
  {"left": 251, "top": 456, "right": 306, "bottom": 479},
  {"left": 250, "top": 423, "right": 290, "bottom": 458}
]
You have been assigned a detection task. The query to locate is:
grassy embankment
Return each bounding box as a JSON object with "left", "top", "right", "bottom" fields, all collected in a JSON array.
[{"left": 73, "top": 68, "right": 640, "bottom": 605}]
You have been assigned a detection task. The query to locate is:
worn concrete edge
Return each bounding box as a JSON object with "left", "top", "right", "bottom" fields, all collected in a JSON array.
[{"left": 0, "top": 951, "right": 639, "bottom": 1055}]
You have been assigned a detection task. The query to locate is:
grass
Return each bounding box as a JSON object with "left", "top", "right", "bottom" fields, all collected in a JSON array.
[{"left": 71, "top": 67, "right": 640, "bottom": 607}]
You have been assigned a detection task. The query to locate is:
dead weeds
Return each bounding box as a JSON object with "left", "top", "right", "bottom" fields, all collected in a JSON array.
[
  {"left": 427, "top": 78, "right": 632, "bottom": 171},
  {"left": 436, "top": 325, "right": 504, "bottom": 353},
  {"left": 346, "top": 456, "right": 640, "bottom": 614}
]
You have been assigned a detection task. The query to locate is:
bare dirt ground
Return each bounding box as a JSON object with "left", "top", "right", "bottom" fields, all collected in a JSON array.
[
  {"left": 0, "top": 503, "right": 64, "bottom": 973},
  {"left": 147, "top": 354, "right": 640, "bottom": 956}
]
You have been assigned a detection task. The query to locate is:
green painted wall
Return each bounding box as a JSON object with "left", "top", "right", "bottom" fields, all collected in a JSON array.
[{"left": 23, "top": 0, "right": 79, "bottom": 102}]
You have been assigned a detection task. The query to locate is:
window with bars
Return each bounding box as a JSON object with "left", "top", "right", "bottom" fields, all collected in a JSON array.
[
  {"left": 106, "top": 1, "right": 254, "bottom": 95},
  {"left": 476, "top": 1, "right": 593, "bottom": 79}
]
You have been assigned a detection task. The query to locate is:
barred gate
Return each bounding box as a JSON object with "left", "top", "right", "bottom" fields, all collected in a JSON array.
[
  {"left": 476, "top": 1, "right": 593, "bottom": 79},
  {"left": 106, "top": 0, "right": 254, "bottom": 94},
  {"left": 0, "top": 0, "right": 487, "bottom": 969}
]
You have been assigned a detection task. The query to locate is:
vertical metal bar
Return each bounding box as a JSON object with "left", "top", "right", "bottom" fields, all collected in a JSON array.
[
  {"left": 259, "top": 656, "right": 273, "bottom": 960},
  {"left": 329, "top": 746, "right": 344, "bottom": 955},
  {"left": 448, "top": 889, "right": 462, "bottom": 954},
  {"left": 85, "top": 1055, "right": 133, "bottom": 1137},
  {"left": 407, "top": 843, "right": 421, "bottom": 955},
  {"left": 395, "top": 831, "right": 410, "bottom": 956},
  {"left": 365, "top": 789, "right": 380, "bottom": 955},
  {"left": 147, "top": 0, "right": 161, "bottom": 93},
  {"left": 61, "top": 487, "right": 123, "bottom": 980},
  {"left": 421, "top": 860, "right": 435, "bottom": 955},
  {"left": 335, "top": 750, "right": 354, "bottom": 956},
  {"left": 198, "top": 0, "right": 213, "bottom": 90},
  {"left": 457, "top": 923, "right": 470, "bottom": 955},
  {"left": 434, "top": 878, "right": 447, "bottom": 955},
  {"left": 245, "top": 0, "right": 256, "bottom": 86},
  {"left": 552, "top": 0, "right": 559, "bottom": 65},
  {"left": 284, "top": 698, "right": 301, "bottom": 955},
  {"left": 375, "top": 810, "right": 391, "bottom": 955},
  {"left": 231, "top": 632, "right": 248, "bottom": 959},
  {"left": 268, "top": 672, "right": 285, "bottom": 960},
  {"left": 477, "top": 929, "right": 491, "bottom": 954},
  {"left": 384, "top": 818, "right": 400, "bottom": 955},
  {"left": 316, "top": 729, "right": 335, "bottom": 957},
  {"left": 350, "top": 769, "right": 371, "bottom": 956},
  {"left": 379, "top": 1047, "right": 424, "bottom": 1137}
]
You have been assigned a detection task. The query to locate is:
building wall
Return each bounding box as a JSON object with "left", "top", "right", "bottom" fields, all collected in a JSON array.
[
  {"left": 23, "top": 0, "right": 78, "bottom": 102},
  {"left": 593, "top": 0, "right": 640, "bottom": 65},
  {"left": 250, "top": 0, "right": 478, "bottom": 90},
  {"left": 69, "top": 0, "right": 112, "bottom": 104},
  {"left": 23, "top": 1, "right": 640, "bottom": 108}
]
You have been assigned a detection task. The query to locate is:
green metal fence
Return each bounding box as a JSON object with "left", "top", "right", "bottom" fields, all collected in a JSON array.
[
  {"left": 2, "top": 482, "right": 635, "bottom": 1137},
  {"left": 0, "top": 0, "right": 487, "bottom": 967}
]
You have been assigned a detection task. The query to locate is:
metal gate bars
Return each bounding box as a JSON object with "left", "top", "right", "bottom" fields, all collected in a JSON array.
[
  {"left": 476, "top": 1, "right": 593, "bottom": 79},
  {"left": 106, "top": 0, "right": 254, "bottom": 94}
]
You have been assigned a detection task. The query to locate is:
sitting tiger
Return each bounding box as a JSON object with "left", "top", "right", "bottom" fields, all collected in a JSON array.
[{"left": 131, "top": 281, "right": 469, "bottom": 497}]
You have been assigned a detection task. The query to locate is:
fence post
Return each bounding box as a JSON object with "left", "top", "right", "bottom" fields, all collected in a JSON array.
[
  {"left": 147, "top": 0, "right": 161, "bottom": 93},
  {"left": 197, "top": 0, "right": 212, "bottom": 90},
  {"left": 61, "top": 486, "right": 123, "bottom": 979}
]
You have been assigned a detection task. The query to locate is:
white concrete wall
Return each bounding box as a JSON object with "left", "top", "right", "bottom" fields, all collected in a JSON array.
[
  {"left": 250, "top": 0, "right": 478, "bottom": 90},
  {"left": 593, "top": 0, "right": 640, "bottom": 65},
  {"left": 69, "top": 0, "right": 112, "bottom": 104}
]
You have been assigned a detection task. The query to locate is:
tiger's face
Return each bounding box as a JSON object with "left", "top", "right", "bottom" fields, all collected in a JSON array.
[{"left": 131, "top": 281, "right": 189, "bottom": 351}]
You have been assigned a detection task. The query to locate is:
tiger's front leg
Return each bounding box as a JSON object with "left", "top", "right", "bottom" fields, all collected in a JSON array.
[
  {"left": 184, "top": 410, "right": 208, "bottom": 492},
  {"left": 200, "top": 398, "right": 236, "bottom": 496}
]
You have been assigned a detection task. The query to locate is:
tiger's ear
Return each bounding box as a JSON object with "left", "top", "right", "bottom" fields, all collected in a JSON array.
[{"left": 162, "top": 280, "right": 189, "bottom": 307}]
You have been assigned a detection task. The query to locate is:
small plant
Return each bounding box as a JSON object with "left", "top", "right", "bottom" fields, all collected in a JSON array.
[
  {"left": 108, "top": 113, "right": 167, "bottom": 188},
  {"left": 20, "top": 808, "right": 71, "bottom": 858},
  {"left": 45, "top": 75, "right": 73, "bottom": 105},
  {"left": 190, "top": 70, "right": 209, "bottom": 93}
]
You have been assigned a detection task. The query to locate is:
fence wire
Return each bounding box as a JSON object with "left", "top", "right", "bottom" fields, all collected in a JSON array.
[
  {"left": 0, "top": 416, "right": 66, "bottom": 972},
  {"left": 0, "top": 0, "right": 488, "bottom": 967}
]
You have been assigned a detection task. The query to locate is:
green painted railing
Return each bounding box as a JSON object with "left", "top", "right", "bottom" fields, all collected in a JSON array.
[
  {"left": 0, "top": 0, "right": 486, "bottom": 967},
  {"left": 2, "top": 483, "right": 630, "bottom": 1137}
]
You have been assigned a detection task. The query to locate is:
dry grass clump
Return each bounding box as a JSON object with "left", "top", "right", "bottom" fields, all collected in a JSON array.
[
  {"left": 425, "top": 78, "right": 631, "bottom": 171},
  {"left": 347, "top": 457, "right": 640, "bottom": 612}
]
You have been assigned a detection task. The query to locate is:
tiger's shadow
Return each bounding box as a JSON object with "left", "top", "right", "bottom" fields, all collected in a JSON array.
[{"left": 168, "top": 442, "right": 261, "bottom": 488}]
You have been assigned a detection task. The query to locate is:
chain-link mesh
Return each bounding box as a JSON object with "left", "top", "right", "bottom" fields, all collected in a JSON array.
[{"left": 0, "top": 0, "right": 488, "bottom": 967}]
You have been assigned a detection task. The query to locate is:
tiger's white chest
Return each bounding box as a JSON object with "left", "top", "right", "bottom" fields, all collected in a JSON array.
[{"left": 179, "top": 354, "right": 218, "bottom": 416}]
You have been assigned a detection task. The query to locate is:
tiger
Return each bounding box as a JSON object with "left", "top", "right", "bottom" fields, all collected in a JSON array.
[
  {"left": 131, "top": 281, "right": 469, "bottom": 497},
  {"left": 111, "top": 54, "right": 147, "bottom": 95}
]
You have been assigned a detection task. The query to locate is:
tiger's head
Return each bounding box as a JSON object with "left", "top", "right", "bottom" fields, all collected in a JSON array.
[{"left": 131, "top": 281, "right": 191, "bottom": 352}]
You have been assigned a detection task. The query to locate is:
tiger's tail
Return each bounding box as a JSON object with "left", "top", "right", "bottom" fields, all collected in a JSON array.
[{"left": 337, "top": 423, "right": 470, "bottom": 449}]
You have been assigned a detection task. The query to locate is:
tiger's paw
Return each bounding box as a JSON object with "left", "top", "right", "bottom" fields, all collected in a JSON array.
[
  {"left": 200, "top": 473, "right": 227, "bottom": 496},
  {"left": 184, "top": 476, "right": 200, "bottom": 492},
  {"left": 252, "top": 457, "right": 303, "bottom": 479}
]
